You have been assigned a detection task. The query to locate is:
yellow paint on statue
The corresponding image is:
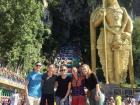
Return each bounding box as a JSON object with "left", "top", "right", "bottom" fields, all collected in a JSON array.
[{"left": 90, "top": 0, "right": 134, "bottom": 84}]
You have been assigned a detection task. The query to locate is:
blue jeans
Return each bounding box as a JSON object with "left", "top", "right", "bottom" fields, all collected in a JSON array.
[
  {"left": 88, "top": 89, "right": 105, "bottom": 105},
  {"left": 56, "top": 96, "right": 69, "bottom": 105}
]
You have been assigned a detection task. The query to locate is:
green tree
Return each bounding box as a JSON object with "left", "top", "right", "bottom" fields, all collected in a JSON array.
[
  {"left": 0, "top": 0, "right": 45, "bottom": 73},
  {"left": 133, "top": 18, "right": 140, "bottom": 79},
  {"left": 119, "top": 0, "right": 133, "bottom": 11},
  {"left": 133, "top": 18, "right": 140, "bottom": 60}
]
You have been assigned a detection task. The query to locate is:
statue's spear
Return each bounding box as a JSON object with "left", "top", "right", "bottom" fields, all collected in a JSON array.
[{"left": 103, "top": 0, "right": 109, "bottom": 84}]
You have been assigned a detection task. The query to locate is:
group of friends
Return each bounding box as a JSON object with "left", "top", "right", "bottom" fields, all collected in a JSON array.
[{"left": 25, "top": 62, "right": 105, "bottom": 105}]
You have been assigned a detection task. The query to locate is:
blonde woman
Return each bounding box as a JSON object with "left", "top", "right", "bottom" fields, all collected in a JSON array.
[{"left": 81, "top": 64, "right": 105, "bottom": 105}]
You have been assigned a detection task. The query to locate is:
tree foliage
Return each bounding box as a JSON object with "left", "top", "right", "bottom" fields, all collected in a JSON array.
[
  {"left": 119, "top": 0, "right": 133, "bottom": 11},
  {"left": 0, "top": 0, "right": 136, "bottom": 75},
  {"left": 132, "top": 18, "right": 140, "bottom": 78},
  {"left": 133, "top": 18, "right": 140, "bottom": 60},
  {"left": 0, "top": 0, "right": 45, "bottom": 73}
]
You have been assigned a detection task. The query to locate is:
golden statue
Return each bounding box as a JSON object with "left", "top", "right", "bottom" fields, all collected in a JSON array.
[{"left": 90, "top": 0, "right": 134, "bottom": 84}]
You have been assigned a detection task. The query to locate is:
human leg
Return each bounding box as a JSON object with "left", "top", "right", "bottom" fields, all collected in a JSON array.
[
  {"left": 26, "top": 96, "right": 34, "bottom": 105},
  {"left": 46, "top": 94, "right": 54, "bottom": 105},
  {"left": 34, "top": 97, "right": 41, "bottom": 105},
  {"left": 63, "top": 97, "right": 69, "bottom": 105},
  {"left": 88, "top": 89, "right": 99, "bottom": 105},
  {"left": 56, "top": 96, "right": 61, "bottom": 105},
  {"left": 40, "top": 94, "right": 46, "bottom": 105}
]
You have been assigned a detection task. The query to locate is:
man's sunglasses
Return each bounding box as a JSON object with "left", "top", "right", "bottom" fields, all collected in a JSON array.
[{"left": 36, "top": 65, "right": 41, "bottom": 67}]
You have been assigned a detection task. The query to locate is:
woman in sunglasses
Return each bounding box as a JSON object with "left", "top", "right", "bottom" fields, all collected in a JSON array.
[{"left": 55, "top": 65, "right": 71, "bottom": 105}]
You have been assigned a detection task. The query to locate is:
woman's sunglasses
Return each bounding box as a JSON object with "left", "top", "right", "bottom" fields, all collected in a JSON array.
[{"left": 60, "top": 69, "right": 66, "bottom": 72}]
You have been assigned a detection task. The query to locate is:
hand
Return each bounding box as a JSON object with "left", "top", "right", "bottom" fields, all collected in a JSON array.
[
  {"left": 95, "top": 94, "right": 100, "bottom": 101},
  {"left": 61, "top": 97, "right": 66, "bottom": 102},
  {"left": 25, "top": 92, "right": 28, "bottom": 97},
  {"left": 111, "top": 40, "right": 122, "bottom": 49},
  {"left": 87, "top": 90, "right": 92, "bottom": 97},
  {"left": 121, "top": 32, "right": 131, "bottom": 40}
]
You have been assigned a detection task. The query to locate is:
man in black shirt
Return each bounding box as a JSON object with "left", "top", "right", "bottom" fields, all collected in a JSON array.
[{"left": 40, "top": 64, "right": 57, "bottom": 105}]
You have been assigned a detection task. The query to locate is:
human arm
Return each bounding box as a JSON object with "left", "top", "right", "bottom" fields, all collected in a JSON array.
[
  {"left": 25, "top": 80, "right": 29, "bottom": 96},
  {"left": 25, "top": 72, "right": 31, "bottom": 96},
  {"left": 55, "top": 81, "right": 58, "bottom": 89},
  {"left": 96, "top": 83, "right": 100, "bottom": 95},
  {"left": 41, "top": 73, "right": 47, "bottom": 87},
  {"left": 54, "top": 75, "right": 58, "bottom": 94},
  {"left": 94, "top": 73, "right": 100, "bottom": 96},
  {"left": 95, "top": 83, "right": 101, "bottom": 101},
  {"left": 92, "top": 73, "right": 100, "bottom": 100}
]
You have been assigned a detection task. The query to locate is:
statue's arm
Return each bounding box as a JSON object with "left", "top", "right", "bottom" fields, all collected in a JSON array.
[
  {"left": 92, "top": 17, "right": 102, "bottom": 28},
  {"left": 121, "top": 7, "right": 129, "bottom": 32},
  {"left": 90, "top": 8, "right": 103, "bottom": 71},
  {"left": 124, "top": 16, "right": 133, "bottom": 33},
  {"left": 122, "top": 16, "right": 133, "bottom": 40},
  {"left": 90, "top": 9, "right": 103, "bottom": 28}
]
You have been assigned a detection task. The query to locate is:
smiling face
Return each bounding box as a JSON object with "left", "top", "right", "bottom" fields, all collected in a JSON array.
[
  {"left": 48, "top": 64, "right": 56, "bottom": 74},
  {"left": 81, "top": 65, "right": 89, "bottom": 76},
  {"left": 72, "top": 67, "right": 78, "bottom": 76},
  {"left": 72, "top": 67, "right": 77, "bottom": 73},
  {"left": 34, "top": 63, "right": 42, "bottom": 71}
]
